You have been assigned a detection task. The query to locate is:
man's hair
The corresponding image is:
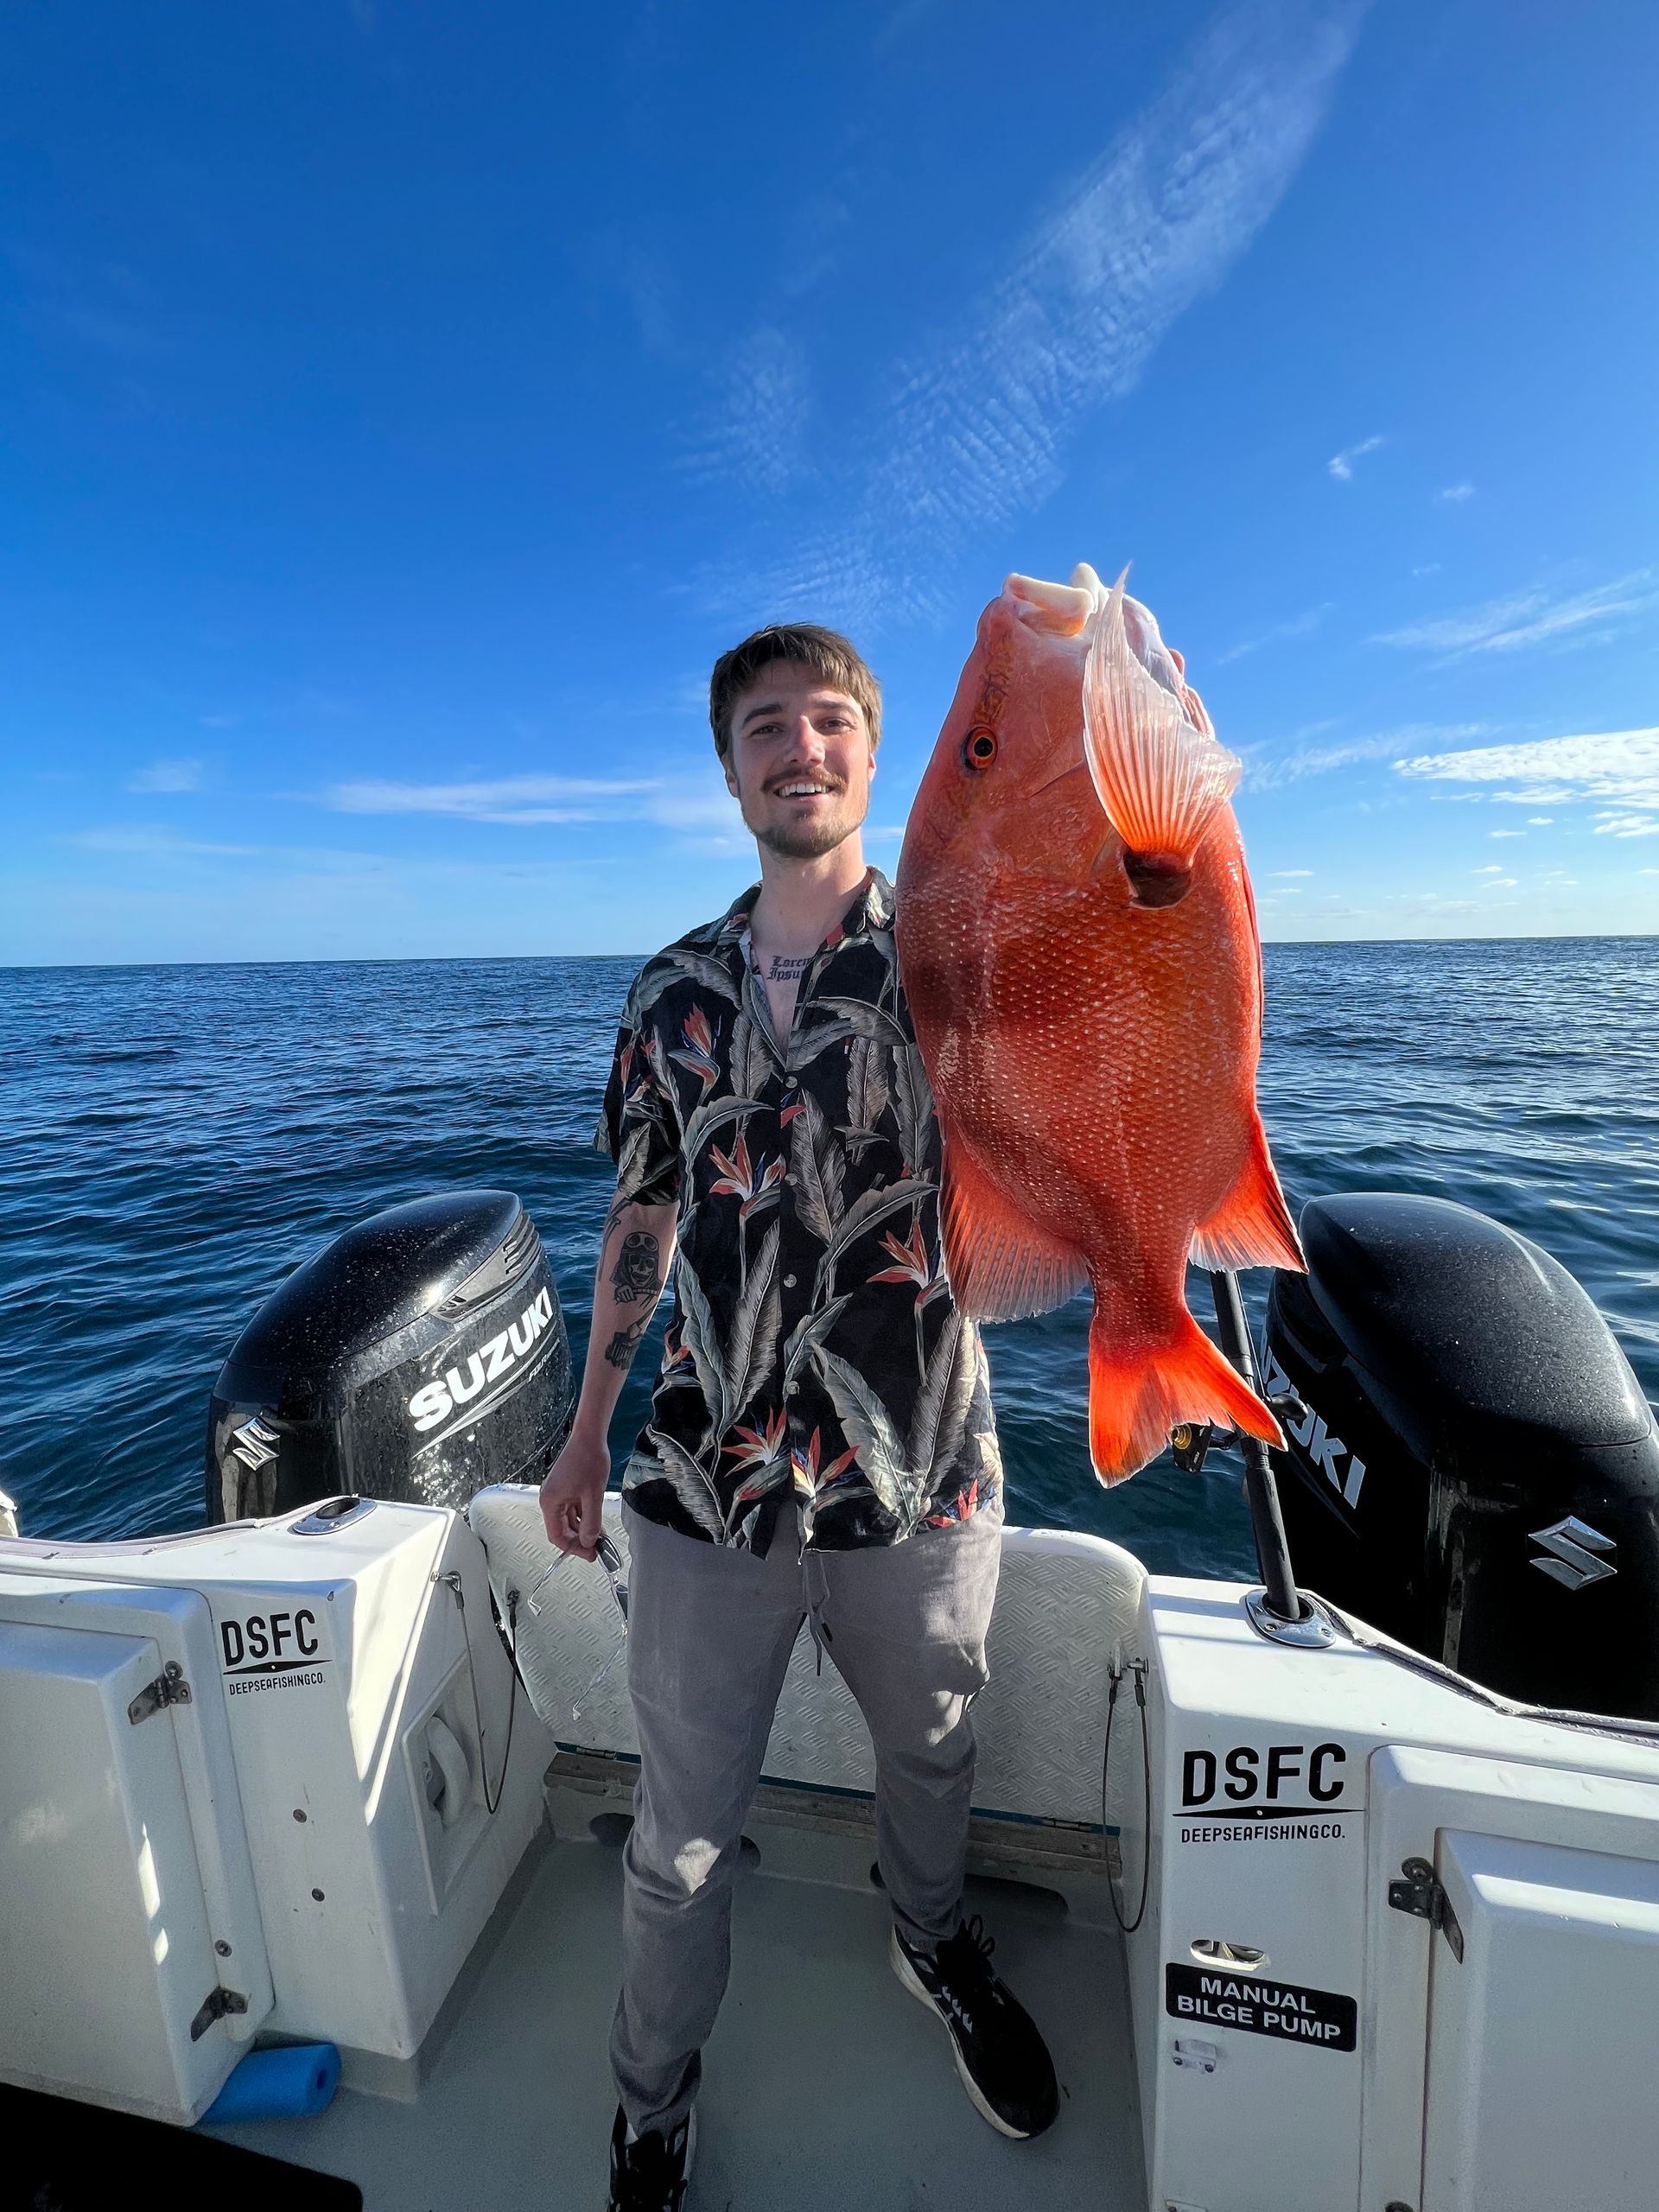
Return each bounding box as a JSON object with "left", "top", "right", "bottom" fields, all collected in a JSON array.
[{"left": 709, "top": 624, "right": 882, "bottom": 760}]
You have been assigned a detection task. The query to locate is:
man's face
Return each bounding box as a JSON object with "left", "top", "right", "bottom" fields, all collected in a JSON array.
[{"left": 722, "top": 659, "right": 875, "bottom": 861}]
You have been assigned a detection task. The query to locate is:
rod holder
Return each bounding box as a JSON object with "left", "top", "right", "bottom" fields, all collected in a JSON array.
[{"left": 1206, "top": 1269, "right": 1306, "bottom": 1628}]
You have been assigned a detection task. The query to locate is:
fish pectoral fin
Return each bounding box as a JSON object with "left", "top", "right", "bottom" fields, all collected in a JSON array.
[
  {"left": 1083, "top": 569, "right": 1241, "bottom": 863},
  {"left": 941, "top": 1145, "right": 1089, "bottom": 1321},
  {"left": 1087, "top": 1305, "right": 1284, "bottom": 1486},
  {"left": 1187, "top": 1113, "right": 1304, "bottom": 1274}
]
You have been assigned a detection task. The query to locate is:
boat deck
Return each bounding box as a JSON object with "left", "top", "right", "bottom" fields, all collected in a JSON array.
[{"left": 213, "top": 1806, "right": 1146, "bottom": 2210}]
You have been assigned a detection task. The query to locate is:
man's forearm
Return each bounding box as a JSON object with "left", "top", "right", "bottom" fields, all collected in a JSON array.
[{"left": 569, "top": 1196, "right": 677, "bottom": 1437}]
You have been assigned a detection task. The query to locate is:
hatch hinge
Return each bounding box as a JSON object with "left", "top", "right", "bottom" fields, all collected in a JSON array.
[
  {"left": 189, "top": 1985, "right": 250, "bottom": 2042},
  {"left": 1388, "top": 1855, "right": 1464, "bottom": 1962},
  {"left": 128, "top": 1661, "right": 193, "bottom": 1726}
]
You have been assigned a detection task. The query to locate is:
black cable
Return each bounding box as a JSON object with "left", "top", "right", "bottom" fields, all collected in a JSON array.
[
  {"left": 440, "top": 1572, "right": 520, "bottom": 1819},
  {"left": 1103, "top": 1658, "right": 1151, "bottom": 1936}
]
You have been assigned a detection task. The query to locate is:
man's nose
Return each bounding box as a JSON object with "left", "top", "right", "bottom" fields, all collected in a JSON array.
[{"left": 782, "top": 715, "right": 828, "bottom": 766}]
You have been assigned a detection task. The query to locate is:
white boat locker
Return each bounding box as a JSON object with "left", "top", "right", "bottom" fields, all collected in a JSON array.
[{"left": 0, "top": 1501, "right": 551, "bottom": 2125}]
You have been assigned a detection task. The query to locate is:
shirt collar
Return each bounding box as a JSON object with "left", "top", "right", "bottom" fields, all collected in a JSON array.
[{"left": 714, "top": 867, "right": 893, "bottom": 951}]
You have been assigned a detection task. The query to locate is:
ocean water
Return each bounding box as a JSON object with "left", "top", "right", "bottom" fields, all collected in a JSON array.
[{"left": 3, "top": 938, "right": 1656, "bottom": 1580}]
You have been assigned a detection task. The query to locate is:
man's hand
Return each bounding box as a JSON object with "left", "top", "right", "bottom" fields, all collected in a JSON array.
[{"left": 540, "top": 1425, "right": 610, "bottom": 1561}]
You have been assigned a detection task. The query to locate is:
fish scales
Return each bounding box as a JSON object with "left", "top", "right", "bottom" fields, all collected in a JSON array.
[{"left": 896, "top": 564, "right": 1303, "bottom": 1484}]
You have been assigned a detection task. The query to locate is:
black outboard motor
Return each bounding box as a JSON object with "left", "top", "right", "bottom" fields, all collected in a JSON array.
[
  {"left": 206, "top": 1191, "right": 573, "bottom": 1523},
  {"left": 1265, "top": 1192, "right": 1659, "bottom": 1719}
]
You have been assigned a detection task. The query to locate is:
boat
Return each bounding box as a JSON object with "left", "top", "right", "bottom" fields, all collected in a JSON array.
[{"left": 3, "top": 1185, "right": 1658, "bottom": 2210}]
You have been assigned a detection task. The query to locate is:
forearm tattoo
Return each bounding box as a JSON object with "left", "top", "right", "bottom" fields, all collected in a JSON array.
[
  {"left": 609, "top": 1230, "right": 661, "bottom": 1305},
  {"left": 603, "top": 1313, "right": 651, "bottom": 1370}
]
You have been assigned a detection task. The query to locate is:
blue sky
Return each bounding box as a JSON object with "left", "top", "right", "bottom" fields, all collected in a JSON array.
[{"left": 4, "top": 0, "right": 1656, "bottom": 964}]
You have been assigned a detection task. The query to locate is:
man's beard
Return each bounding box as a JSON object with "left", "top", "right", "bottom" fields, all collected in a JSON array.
[{"left": 744, "top": 784, "right": 866, "bottom": 860}]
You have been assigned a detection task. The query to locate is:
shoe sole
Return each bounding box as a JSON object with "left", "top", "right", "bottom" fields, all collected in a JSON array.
[{"left": 887, "top": 1928, "right": 1033, "bottom": 2140}]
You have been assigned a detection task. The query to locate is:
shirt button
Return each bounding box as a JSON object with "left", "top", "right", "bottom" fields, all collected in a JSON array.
[
  {"left": 783, "top": 1274, "right": 797, "bottom": 1288},
  {"left": 785, "top": 1382, "right": 798, "bottom": 1398}
]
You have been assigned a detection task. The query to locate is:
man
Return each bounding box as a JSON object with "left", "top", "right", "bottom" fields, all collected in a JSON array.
[{"left": 540, "top": 622, "right": 1058, "bottom": 2212}]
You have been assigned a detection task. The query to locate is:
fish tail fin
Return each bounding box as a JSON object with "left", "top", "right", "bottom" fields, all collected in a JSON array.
[
  {"left": 1083, "top": 569, "right": 1242, "bottom": 862},
  {"left": 1087, "top": 1303, "right": 1284, "bottom": 1486},
  {"left": 1189, "top": 1113, "right": 1304, "bottom": 1274}
]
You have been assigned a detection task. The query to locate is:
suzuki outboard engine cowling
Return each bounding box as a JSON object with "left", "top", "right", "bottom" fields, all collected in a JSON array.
[
  {"left": 206, "top": 1191, "right": 573, "bottom": 1522},
  {"left": 1265, "top": 1192, "right": 1659, "bottom": 1720}
]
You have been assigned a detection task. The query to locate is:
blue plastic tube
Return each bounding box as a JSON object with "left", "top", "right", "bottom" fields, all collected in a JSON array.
[{"left": 200, "top": 2041, "right": 341, "bottom": 2125}]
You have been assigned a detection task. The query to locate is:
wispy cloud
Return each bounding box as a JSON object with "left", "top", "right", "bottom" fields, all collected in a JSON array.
[
  {"left": 127, "top": 757, "right": 206, "bottom": 793},
  {"left": 71, "top": 825, "right": 257, "bottom": 859},
  {"left": 1373, "top": 571, "right": 1659, "bottom": 658},
  {"left": 1268, "top": 868, "right": 1315, "bottom": 877},
  {"left": 728, "top": 0, "right": 1370, "bottom": 626},
  {"left": 1435, "top": 481, "right": 1475, "bottom": 503},
  {"left": 681, "top": 327, "right": 814, "bottom": 498},
  {"left": 1393, "top": 728, "right": 1659, "bottom": 836},
  {"left": 1217, "top": 601, "right": 1333, "bottom": 664},
  {"left": 321, "top": 765, "right": 668, "bottom": 827},
  {"left": 1327, "top": 435, "right": 1382, "bottom": 481},
  {"left": 323, "top": 772, "right": 661, "bottom": 826},
  {"left": 319, "top": 770, "right": 747, "bottom": 842},
  {"left": 873, "top": 0, "right": 945, "bottom": 54},
  {"left": 1246, "top": 721, "right": 1486, "bottom": 789}
]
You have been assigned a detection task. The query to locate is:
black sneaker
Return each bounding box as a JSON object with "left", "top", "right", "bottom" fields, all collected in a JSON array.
[
  {"left": 890, "top": 1915, "right": 1059, "bottom": 2140},
  {"left": 607, "top": 2104, "right": 696, "bottom": 2210}
]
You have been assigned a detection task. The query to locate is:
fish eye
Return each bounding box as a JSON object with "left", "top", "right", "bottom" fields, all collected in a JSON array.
[{"left": 963, "top": 728, "right": 998, "bottom": 771}]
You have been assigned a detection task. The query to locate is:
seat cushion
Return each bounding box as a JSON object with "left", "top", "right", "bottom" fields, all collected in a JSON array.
[{"left": 468, "top": 1488, "right": 1146, "bottom": 1827}]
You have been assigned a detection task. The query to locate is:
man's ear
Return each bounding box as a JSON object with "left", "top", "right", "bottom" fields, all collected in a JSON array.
[{"left": 721, "top": 755, "right": 741, "bottom": 799}]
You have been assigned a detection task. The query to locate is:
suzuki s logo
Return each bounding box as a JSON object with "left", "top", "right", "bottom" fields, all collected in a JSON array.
[
  {"left": 1529, "top": 1516, "right": 1617, "bottom": 1592},
  {"left": 406, "top": 1287, "right": 555, "bottom": 1433},
  {"left": 1263, "top": 1351, "right": 1366, "bottom": 1509},
  {"left": 230, "top": 1414, "right": 280, "bottom": 1471}
]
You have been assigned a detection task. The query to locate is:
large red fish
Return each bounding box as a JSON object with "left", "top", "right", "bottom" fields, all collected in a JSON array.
[{"left": 896, "top": 563, "right": 1303, "bottom": 1484}]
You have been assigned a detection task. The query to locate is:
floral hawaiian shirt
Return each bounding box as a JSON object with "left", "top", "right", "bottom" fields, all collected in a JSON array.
[{"left": 597, "top": 868, "right": 1001, "bottom": 1555}]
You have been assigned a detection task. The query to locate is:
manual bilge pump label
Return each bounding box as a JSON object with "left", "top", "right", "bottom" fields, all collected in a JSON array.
[{"left": 1165, "top": 1963, "right": 1357, "bottom": 2051}]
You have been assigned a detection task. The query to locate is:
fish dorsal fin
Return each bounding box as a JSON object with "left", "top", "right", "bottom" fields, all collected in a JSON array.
[
  {"left": 1188, "top": 1112, "right": 1304, "bottom": 1274},
  {"left": 940, "top": 1141, "right": 1089, "bottom": 1320}
]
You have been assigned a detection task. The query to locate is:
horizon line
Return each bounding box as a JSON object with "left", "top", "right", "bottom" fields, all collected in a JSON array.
[{"left": 4, "top": 928, "right": 1657, "bottom": 977}]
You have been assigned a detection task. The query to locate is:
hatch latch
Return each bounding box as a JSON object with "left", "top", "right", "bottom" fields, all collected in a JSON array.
[
  {"left": 127, "top": 1661, "right": 192, "bottom": 1726},
  {"left": 1388, "top": 1855, "right": 1464, "bottom": 1962},
  {"left": 189, "top": 1985, "right": 250, "bottom": 2042}
]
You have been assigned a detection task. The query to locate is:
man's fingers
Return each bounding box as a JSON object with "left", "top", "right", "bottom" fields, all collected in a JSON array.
[{"left": 574, "top": 1487, "right": 602, "bottom": 1560}]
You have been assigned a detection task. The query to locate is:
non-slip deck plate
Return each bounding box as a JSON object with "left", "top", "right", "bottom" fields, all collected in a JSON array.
[{"left": 211, "top": 1826, "right": 1147, "bottom": 2210}]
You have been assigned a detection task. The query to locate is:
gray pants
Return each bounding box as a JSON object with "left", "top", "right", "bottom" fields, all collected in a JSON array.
[{"left": 610, "top": 1492, "right": 1005, "bottom": 2136}]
